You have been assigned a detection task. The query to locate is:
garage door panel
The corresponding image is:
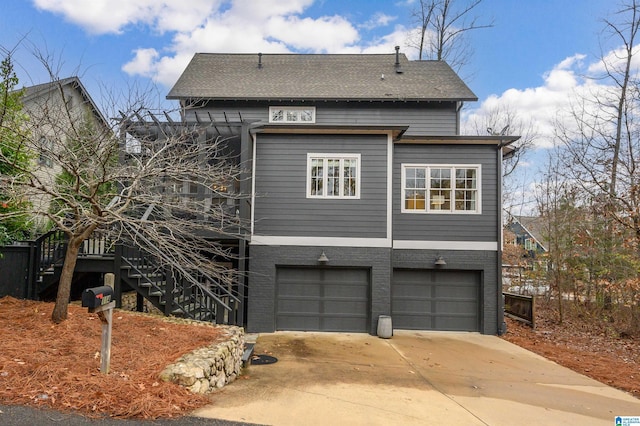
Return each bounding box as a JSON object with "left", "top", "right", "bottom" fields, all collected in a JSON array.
[
  {"left": 277, "top": 314, "right": 321, "bottom": 331},
  {"left": 437, "top": 301, "right": 477, "bottom": 318},
  {"left": 323, "top": 317, "right": 368, "bottom": 332},
  {"left": 393, "top": 284, "right": 429, "bottom": 298},
  {"left": 394, "top": 298, "right": 434, "bottom": 313},
  {"left": 278, "top": 284, "right": 321, "bottom": 297},
  {"left": 392, "top": 269, "right": 480, "bottom": 332},
  {"left": 277, "top": 298, "right": 321, "bottom": 312},
  {"left": 324, "top": 300, "right": 368, "bottom": 314},
  {"left": 434, "top": 316, "right": 476, "bottom": 331},
  {"left": 276, "top": 267, "right": 370, "bottom": 332},
  {"left": 435, "top": 286, "right": 477, "bottom": 299},
  {"left": 324, "top": 284, "right": 367, "bottom": 298},
  {"left": 394, "top": 313, "right": 435, "bottom": 328}
]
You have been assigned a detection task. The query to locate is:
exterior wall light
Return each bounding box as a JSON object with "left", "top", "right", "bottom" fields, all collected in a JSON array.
[
  {"left": 434, "top": 255, "right": 446, "bottom": 266},
  {"left": 318, "top": 251, "right": 329, "bottom": 264}
]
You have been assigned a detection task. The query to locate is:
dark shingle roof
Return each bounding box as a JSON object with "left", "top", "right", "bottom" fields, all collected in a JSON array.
[
  {"left": 167, "top": 53, "right": 477, "bottom": 102},
  {"left": 512, "top": 215, "right": 548, "bottom": 251}
]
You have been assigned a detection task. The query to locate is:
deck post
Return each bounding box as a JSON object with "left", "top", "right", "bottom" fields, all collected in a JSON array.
[
  {"left": 165, "top": 269, "right": 174, "bottom": 316},
  {"left": 113, "top": 244, "right": 122, "bottom": 308}
]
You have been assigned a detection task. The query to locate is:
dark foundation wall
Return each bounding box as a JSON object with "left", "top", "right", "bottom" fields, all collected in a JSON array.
[{"left": 247, "top": 245, "right": 500, "bottom": 335}]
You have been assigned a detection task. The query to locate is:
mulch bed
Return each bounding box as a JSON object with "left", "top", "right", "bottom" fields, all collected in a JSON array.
[
  {"left": 2, "top": 295, "right": 638, "bottom": 420},
  {"left": 0, "top": 297, "right": 226, "bottom": 419},
  {"left": 502, "top": 305, "right": 640, "bottom": 397}
]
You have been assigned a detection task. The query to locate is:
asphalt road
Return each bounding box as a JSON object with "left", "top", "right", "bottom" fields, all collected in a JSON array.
[{"left": 0, "top": 404, "right": 263, "bottom": 426}]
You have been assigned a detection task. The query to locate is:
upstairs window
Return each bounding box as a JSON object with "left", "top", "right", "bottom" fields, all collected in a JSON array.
[
  {"left": 307, "top": 153, "right": 360, "bottom": 199},
  {"left": 402, "top": 164, "right": 480, "bottom": 213},
  {"left": 38, "top": 136, "right": 54, "bottom": 168},
  {"left": 270, "top": 106, "right": 316, "bottom": 123},
  {"left": 525, "top": 238, "right": 535, "bottom": 251}
]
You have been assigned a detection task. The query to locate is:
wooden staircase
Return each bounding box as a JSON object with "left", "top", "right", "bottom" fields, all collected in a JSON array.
[
  {"left": 34, "top": 229, "right": 71, "bottom": 297},
  {"left": 29, "top": 229, "right": 243, "bottom": 326}
]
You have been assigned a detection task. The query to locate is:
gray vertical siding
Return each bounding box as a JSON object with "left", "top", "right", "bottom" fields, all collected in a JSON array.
[
  {"left": 253, "top": 134, "right": 388, "bottom": 238},
  {"left": 392, "top": 144, "right": 499, "bottom": 242}
]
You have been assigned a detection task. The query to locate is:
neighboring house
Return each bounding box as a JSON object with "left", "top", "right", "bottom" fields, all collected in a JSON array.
[
  {"left": 506, "top": 215, "right": 548, "bottom": 258},
  {"left": 167, "top": 49, "right": 519, "bottom": 335},
  {"left": 18, "top": 77, "right": 110, "bottom": 229}
]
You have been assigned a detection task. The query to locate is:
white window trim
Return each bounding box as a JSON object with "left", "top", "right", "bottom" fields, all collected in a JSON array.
[
  {"left": 401, "top": 163, "right": 482, "bottom": 214},
  {"left": 269, "top": 106, "right": 316, "bottom": 124},
  {"left": 306, "top": 153, "right": 361, "bottom": 199}
]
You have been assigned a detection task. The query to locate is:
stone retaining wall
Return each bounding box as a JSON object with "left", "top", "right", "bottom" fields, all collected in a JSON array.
[
  {"left": 158, "top": 325, "right": 245, "bottom": 394},
  {"left": 120, "top": 291, "right": 163, "bottom": 315}
]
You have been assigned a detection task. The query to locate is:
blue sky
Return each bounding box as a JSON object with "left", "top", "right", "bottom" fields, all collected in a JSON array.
[
  {"left": 0, "top": 0, "right": 621, "bottom": 150},
  {"left": 0, "top": 1, "right": 611, "bottom": 96}
]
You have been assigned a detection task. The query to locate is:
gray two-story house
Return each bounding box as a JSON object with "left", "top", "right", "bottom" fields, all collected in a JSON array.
[{"left": 167, "top": 49, "right": 518, "bottom": 335}]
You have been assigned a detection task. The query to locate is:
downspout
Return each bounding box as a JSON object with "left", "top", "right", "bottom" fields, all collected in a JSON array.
[
  {"left": 455, "top": 101, "right": 464, "bottom": 134},
  {"left": 247, "top": 121, "right": 266, "bottom": 237},
  {"left": 250, "top": 132, "right": 257, "bottom": 237},
  {"left": 496, "top": 141, "right": 506, "bottom": 335}
]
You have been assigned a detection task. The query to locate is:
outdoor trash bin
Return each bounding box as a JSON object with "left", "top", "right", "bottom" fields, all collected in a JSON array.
[{"left": 377, "top": 315, "right": 393, "bottom": 338}]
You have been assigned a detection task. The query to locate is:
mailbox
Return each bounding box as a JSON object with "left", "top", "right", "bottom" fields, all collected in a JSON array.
[{"left": 82, "top": 286, "right": 114, "bottom": 308}]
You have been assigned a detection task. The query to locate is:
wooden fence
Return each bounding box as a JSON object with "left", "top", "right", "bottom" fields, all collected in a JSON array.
[{"left": 503, "top": 292, "right": 535, "bottom": 328}]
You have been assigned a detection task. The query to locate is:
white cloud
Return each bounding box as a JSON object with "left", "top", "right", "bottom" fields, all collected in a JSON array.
[
  {"left": 229, "top": 0, "right": 313, "bottom": 19},
  {"left": 32, "top": 0, "right": 413, "bottom": 87},
  {"left": 332, "top": 25, "right": 415, "bottom": 56},
  {"left": 556, "top": 53, "right": 585, "bottom": 70},
  {"left": 360, "top": 12, "right": 397, "bottom": 30},
  {"left": 265, "top": 15, "right": 360, "bottom": 52},
  {"left": 32, "top": 0, "right": 218, "bottom": 34},
  {"left": 462, "top": 54, "right": 591, "bottom": 150},
  {"left": 121, "top": 48, "right": 159, "bottom": 78},
  {"left": 124, "top": 1, "right": 411, "bottom": 86}
]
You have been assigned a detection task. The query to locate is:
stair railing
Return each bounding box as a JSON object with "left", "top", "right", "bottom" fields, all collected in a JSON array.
[
  {"left": 25, "top": 199, "right": 242, "bottom": 324},
  {"left": 34, "top": 229, "right": 67, "bottom": 276},
  {"left": 27, "top": 229, "right": 68, "bottom": 297},
  {"left": 120, "top": 221, "right": 241, "bottom": 323}
]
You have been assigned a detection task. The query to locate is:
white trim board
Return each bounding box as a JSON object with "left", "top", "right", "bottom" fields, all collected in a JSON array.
[
  {"left": 250, "top": 236, "right": 391, "bottom": 248},
  {"left": 249, "top": 236, "right": 497, "bottom": 251},
  {"left": 393, "top": 240, "right": 498, "bottom": 251}
]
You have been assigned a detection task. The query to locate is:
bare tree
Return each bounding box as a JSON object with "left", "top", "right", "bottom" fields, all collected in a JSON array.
[
  {"left": 557, "top": 1, "right": 640, "bottom": 251},
  {"left": 0, "top": 53, "right": 247, "bottom": 323},
  {"left": 533, "top": 150, "right": 585, "bottom": 323},
  {"left": 409, "top": 0, "right": 493, "bottom": 72},
  {"left": 469, "top": 103, "right": 537, "bottom": 177},
  {"left": 467, "top": 103, "right": 538, "bottom": 216},
  {"left": 543, "top": 1, "right": 640, "bottom": 332}
]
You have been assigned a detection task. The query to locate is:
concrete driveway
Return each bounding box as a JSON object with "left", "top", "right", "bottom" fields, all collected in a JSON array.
[{"left": 193, "top": 331, "right": 640, "bottom": 425}]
